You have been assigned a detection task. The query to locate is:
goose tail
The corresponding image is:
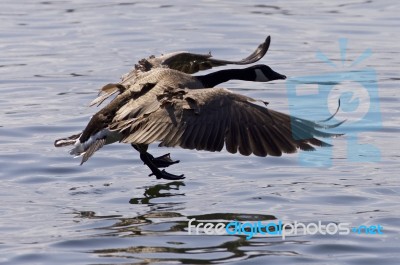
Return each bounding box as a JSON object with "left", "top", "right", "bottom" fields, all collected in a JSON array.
[
  {"left": 54, "top": 133, "right": 82, "bottom": 147},
  {"left": 55, "top": 129, "right": 119, "bottom": 165}
]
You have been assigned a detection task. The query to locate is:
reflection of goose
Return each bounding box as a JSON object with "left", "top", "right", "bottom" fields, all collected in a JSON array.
[
  {"left": 55, "top": 36, "right": 342, "bottom": 180},
  {"left": 130, "top": 181, "right": 185, "bottom": 205}
]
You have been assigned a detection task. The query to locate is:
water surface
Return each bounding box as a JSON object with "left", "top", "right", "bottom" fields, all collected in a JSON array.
[{"left": 1, "top": 0, "right": 399, "bottom": 264}]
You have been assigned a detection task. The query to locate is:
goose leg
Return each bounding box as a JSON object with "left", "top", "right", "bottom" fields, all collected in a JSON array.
[{"left": 132, "top": 144, "right": 184, "bottom": 180}]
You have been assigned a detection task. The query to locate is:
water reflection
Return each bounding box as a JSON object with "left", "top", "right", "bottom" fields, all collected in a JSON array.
[
  {"left": 92, "top": 214, "right": 284, "bottom": 263},
  {"left": 129, "top": 181, "right": 185, "bottom": 205},
  {"left": 82, "top": 182, "right": 283, "bottom": 263}
]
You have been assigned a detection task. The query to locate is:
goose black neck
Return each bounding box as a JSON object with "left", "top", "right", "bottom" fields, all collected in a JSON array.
[{"left": 196, "top": 68, "right": 256, "bottom": 88}]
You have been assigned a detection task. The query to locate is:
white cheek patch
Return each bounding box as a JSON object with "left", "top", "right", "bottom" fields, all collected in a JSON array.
[{"left": 255, "top": 69, "right": 270, "bottom": 82}]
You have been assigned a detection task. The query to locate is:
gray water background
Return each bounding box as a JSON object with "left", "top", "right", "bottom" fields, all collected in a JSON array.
[{"left": 0, "top": 0, "right": 399, "bottom": 264}]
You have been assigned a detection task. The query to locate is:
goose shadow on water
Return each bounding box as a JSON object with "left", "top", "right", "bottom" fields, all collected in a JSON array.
[{"left": 70, "top": 182, "right": 294, "bottom": 264}]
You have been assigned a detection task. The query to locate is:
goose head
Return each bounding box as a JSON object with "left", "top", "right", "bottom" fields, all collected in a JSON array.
[{"left": 248, "top": 64, "right": 286, "bottom": 82}]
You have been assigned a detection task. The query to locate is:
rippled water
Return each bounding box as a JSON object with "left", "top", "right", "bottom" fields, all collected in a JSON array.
[{"left": 1, "top": 0, "right": 399, "bottom": 264}]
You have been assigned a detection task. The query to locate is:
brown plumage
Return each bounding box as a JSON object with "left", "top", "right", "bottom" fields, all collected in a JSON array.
[
  {"left": 112, "top": 86, "right": 341, "bottom": 156},
  {"left": 54, "top": 36, "right": 343, "bottom": 180}
]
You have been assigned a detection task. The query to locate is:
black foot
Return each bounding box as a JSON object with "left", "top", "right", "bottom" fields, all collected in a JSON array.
[
  {"left": 139, "top": 152, "right": 185, "bottom": 180},
  {"left": 149, "top": 169, "right": 185, "bottom": 180},
  {"left": 151, "top": 153, "right": 180, "bottom": 168}
]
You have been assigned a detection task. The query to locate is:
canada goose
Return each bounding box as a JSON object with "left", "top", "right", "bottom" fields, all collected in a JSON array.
[
  {"left": 90, "top": 36, "right": 272, "bottom": 107},
  {"left": 55, "top": 36, "right": 343, "bottom": 180}
]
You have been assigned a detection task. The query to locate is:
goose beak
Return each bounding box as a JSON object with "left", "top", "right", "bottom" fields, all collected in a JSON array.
[
  {"left": 266, "top": 66, "right": 286, "bottom": 81},
  {"left": 273, "top": 71, "right": 286, "bottom": 80}
]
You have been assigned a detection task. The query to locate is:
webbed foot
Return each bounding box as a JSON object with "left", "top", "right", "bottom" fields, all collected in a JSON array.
[
  {"left": 139, "top": 152, "right": 185, "bottom": 180},
  {"left": 151, "top": 153, "right": 180, "bottom": 168}
]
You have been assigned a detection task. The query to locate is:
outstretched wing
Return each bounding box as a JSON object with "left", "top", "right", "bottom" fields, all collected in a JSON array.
[
  {"left": 113, "top": 87, "right": 343, "bottom": 157},
  {"left": 132, "top": 36, "right": 271, "bottom": 76},
  {"left": 90, "top": 36, "right": 271, "bottom": 107}
]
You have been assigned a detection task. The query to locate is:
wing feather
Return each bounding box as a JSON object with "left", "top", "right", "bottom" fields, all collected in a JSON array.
[
  {"left": 111, "top": 87, "right": 342, "bottom": 157},
  {"left": 136, "top": 36, "right": 271, "bottom": 75},
  {"left": 89, "top": 37, "right": 271, "bottom": 107},
  {"left": 80, "top": 138, "right": 106, "bottom": 165}
]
